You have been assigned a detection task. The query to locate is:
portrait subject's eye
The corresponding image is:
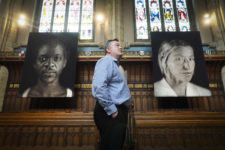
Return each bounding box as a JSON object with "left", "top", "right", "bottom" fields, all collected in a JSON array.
[
  {"left": 189, "top": 57, "right": 195, "bottom": 61},
  {"left": 54, "top": 56, "right": 62, "bottom": 62},
  {"left": 39, "top": 56, "right": 48, "bottom": 63},
  {"left": 175, "top": 56, "right": 184, "bottom": 62}
]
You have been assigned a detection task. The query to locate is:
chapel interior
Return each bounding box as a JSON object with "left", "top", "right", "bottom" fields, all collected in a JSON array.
[{"left": 0, "top": 0, "right": 225, "bottom": 150}]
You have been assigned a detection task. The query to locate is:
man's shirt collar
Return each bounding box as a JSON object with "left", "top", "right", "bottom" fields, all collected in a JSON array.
[{"left": 106, "top": 54, "right": 119, "bottom": 66}]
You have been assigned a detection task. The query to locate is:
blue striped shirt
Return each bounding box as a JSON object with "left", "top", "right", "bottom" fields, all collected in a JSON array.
[{"left": 92, "top": 55, "right": 131, "bottom": 115}]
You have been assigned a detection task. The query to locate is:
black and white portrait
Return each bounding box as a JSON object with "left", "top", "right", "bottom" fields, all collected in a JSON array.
[
  {"left": 19, "top": 33, "right": 78, "bottom": 98},
  {"left": 151, "top": 32, "right": 211, "bottom": 97}
]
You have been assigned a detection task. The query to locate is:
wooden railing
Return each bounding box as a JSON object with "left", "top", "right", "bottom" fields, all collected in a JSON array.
[
  {"left": 0, "top": 112, "right": 225, "bottom": 150},
  {"left": 0, "top": 113, "right": 98, "bottom": 150},
  {"left": 134, "top": 112, "right": 225, "bottom": 150}
]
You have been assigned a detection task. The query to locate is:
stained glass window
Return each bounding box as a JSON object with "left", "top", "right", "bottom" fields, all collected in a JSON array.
[
  {"left": 149, "top": 0, "right": 162, "bottom": 32},
  {"left": 134, "top": 0, "right": 191, "bottom": 40},
  {"left": 135, "top": 0, "right": 149, "bottom": 39},
  {"left": 67, "top": 0, "right": 81, "bottom": 32},
  {"left": 52, "top": 0, "right": 67, "bottom": 32},
  {"left": 38, "top": 0, "right": 94, "bottom": 40},
  {"left": 176, "top": 0, "right": 190, "bottom": 31},
  {"left": 80, "top": 0, "right": 94, "bottom": 39},
  {"left": 39, "top": 0, "right": 54, "bottom": 32},
  {"left": 162, "top": 0, "right": 176, "bottom": 31}
]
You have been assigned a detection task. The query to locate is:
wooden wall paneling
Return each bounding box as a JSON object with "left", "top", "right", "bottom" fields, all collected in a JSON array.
[
  {"left": 135, "top": 125, "right": 225, "bottom": 150},
  {"left": 209, "top": 89, "right": 218, "bottom": 112},
  {"left": 148, "top": 95, "right": 154, "bottom": 112},
  {"left": 0, "top": 127, "right": 4, "bottom": 146},
  {"left": 2, "top": 90, "right": 10, "bottom": 112},
  {"left": 152, "top": 96, "right": 158, "bottom": 112},
  {"left": 6, "top": 90, "right": 16, "bottom": 112},
  {"left": 15, "top": 63, "right": 21, "bottom": 84},
  {"left": 0, "top": 112, "right": 98, "bottom": 149},
  {"left": 83, "top": 64, "right": 89, "bottom": 83},
  {"left": 218, "top": 62, "right": 225, "bottom": 111},
  {"left": 189, "top": 99, "right": 195, "bottom": 112},
  {"left": 1, "top": 59, "right": 225, "bottom": 113},
  {"left": 136, "top": 63, "right": 141, "bottom": 82},
  {"left": 198, "top": 97, "right": 207, "bottom": 111},
  {"left": 76, "top": 62, "right": 84, "bottom": 83},
  {"left": 140, "top": 63, "right": 146, "bottom": 83},
  {"left": 6, "top": 63, "right": 13, "bottom": 85},
  {"left": 207, "top": 62, "right": 216, "bottom": 111},
  {"left": 142, "top": 91, "right": 148, "bottom": 112},
  {"left": 83, "top": 91, "right": 88, "bottom": 113},
  {"left": 214, "top": 62, "right": 223, "bottom": 111},
  {"left": 208, "top": 62, "right": 216, "bottom": 83},
  {"left": 208, "top": 62, "right": 216, "bottom": 112},
  {"left": 75, "top": 90, "right": 81, "bottom": 112},
  {"left": 202, "top": 97, "right": 210, "bottom": 111},
  {"left": 132, "top": 91, "right": 140, "bottom": 112},
  {"left": 129, "top": 62, "right": 136, "bottom": 83},
  {"left": 80, "top": 91, "right": 85, "bottom": 112},
  {"left": 88, "top": 91, "right": 95, "bottom": 113},
  {"left": 136, "top": 91, "right": 143, "bottom": 112},
  {"left": 88, "top": 63, "right": 94, "bottom": 83},
  {"left": 67, "top": 127, "right": 80, "bottom": 146},
  {"left": 82, "top": 126, "right": 95, "bottom": 145},
  {"left": 140, "top": 91, "right": 146, "bottom": 112},
  {"left": 147, "top": 62, "right": 153, "bottom": 83},
  {"left": 19, "top": 126, "right": 34, "bottom": 146}
]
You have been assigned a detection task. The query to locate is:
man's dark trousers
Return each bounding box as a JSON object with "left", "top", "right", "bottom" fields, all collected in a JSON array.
[{"left": 94, "top": 101, "right": 128, "bottom": 150}]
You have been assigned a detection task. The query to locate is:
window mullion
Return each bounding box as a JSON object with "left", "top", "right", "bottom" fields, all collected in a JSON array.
[
  {"left": 78, "top": 0, "right": 83, "bottom": 38},
  {"left": 64, "top": 0, "right": 70, "bottom": 32},
  {"left": 146, "top": 0, "right": 151, "bottom": 37},
  {"left": 173, "top": 0, "right": 179, "bottom": 31},
  {"left": 50, "top": 0, "right": 56, "bottom": 32},
  {"left": 159, "top": 0, "right": 165, "bottom": 31},
  {"left": 186, "top": 0, "right": 195, "bottom": 31}
]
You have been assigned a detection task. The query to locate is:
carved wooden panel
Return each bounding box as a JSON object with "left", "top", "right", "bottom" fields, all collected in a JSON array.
[
  {"left": 0, "top": 113, "right": 98, "bottom": 150},
  {"left": 0, "top": 59, "right": 225, "bottom": 113},
  {"left": 134, "top": 112, "right": 225, "bottom": 150},
  {"left": 0, "top": 57, "right": 225, "bottom": 150}
]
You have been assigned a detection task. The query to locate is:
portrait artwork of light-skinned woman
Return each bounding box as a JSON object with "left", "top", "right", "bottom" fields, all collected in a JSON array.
[{"left": 154, "top": 39, "right": 211, "bottom": 97}]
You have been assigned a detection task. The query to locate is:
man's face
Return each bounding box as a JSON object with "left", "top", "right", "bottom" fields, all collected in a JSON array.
[
  {"left": 34, "top": 44, "right": 67, "bottom": 84},
  {"left": 165, "top": 46, "right": 195, "bottom": 83},
  {"left": 107, "top": 41, "right": 123, "bottom": 58}
]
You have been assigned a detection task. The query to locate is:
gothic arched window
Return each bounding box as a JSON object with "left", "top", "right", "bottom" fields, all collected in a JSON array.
[
  {"left": 134, "top": 0, "right": 191, "bottom": 40},
  {"left": 38, "top": 0, "right": 94, "bottom": 40}
]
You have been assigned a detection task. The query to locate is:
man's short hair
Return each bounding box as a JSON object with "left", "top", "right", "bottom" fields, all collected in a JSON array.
[{"left": 104, "top": 39, "right": 119, "bottom": 54}]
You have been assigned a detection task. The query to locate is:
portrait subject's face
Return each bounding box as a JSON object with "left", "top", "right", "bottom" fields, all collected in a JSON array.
[
  {"left": 165, "top": 46, "right": 195, "bottom": 83},
  {"left": 34, "top": 44, "right": 67, "bottom": 84}
]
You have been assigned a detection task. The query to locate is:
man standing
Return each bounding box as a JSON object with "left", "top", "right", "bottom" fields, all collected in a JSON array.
[{"left": 92, "top": 39, "right": 131, "bottom": 150}]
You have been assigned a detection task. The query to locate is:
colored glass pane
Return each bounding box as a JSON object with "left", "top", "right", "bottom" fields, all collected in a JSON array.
[
  {"left": 52, "top": 0, "right": 67, "bottom": 32},
  {"left": 135, "top": 0, "right": 148, "bottom": 39},
  {"left": 80, "top": 0, "right": 94, "bottom": 39},
  {"left": 176, "top": 0, "right": 190, "bottom": 31},
  {"left": 162, "top": 0, "right": 176, "bottom": 31},
  {"left": 39, "top": 0, "right": 54, "bottom": 32},
  {"left": 149, "top": 0, "right": 162, "bottom": 32},
  {"left": 67, "top": 0, "right": 81, "bottom": 32}
]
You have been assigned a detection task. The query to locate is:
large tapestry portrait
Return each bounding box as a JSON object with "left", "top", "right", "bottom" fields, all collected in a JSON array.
[
  {"left": 19, "top": 33, "right": 78, "bottom": 98},
  {"left": 151, "top": 32, "right": 211, "bottom": 97}
]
